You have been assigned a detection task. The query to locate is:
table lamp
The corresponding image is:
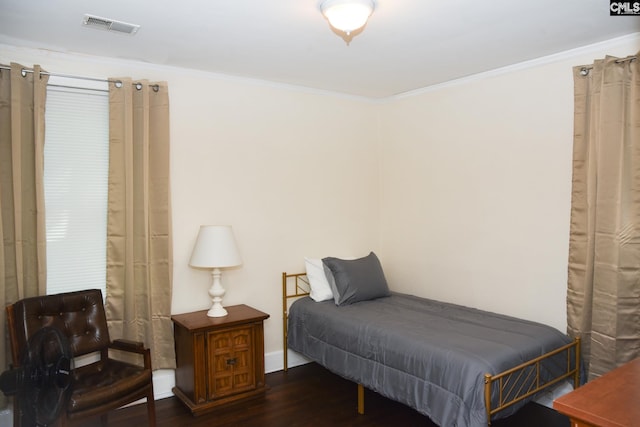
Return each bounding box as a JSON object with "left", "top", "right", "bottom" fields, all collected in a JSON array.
[{"left": 189, "top": 225, "right": 242, "bottom": 317}]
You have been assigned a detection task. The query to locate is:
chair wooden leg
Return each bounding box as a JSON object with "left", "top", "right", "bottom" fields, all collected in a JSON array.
[
  {"left": 12, "top": 399, "right": 19, "bottom": 427},
  {"left": 57, "top": 412, "right": 68, "bottom": 427},
  {"left": 147, "top": 388, "right": 156, "bottom": 427}
]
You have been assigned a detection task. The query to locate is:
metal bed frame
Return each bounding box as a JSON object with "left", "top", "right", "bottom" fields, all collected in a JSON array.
[{"left": 282, "top": 272, "right": 580, "bottom": 425}]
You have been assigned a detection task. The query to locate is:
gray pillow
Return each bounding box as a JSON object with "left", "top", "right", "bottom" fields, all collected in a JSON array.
[{"left": 322, "top": 252, "right": 390, "bottom": 306}]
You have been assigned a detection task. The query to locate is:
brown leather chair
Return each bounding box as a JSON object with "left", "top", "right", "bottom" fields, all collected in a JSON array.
[{"left": 6, "top": 289, "right": 156, "bottom": 427}]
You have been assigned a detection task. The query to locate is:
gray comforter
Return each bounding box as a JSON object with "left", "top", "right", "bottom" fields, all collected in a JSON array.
[{"left": 287, "top": 293, "right": 572, "bottom": 427}]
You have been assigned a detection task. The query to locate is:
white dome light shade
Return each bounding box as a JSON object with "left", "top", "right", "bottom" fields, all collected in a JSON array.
[{"left": 321, "top": 0, "right": 375, "bottom": 35}]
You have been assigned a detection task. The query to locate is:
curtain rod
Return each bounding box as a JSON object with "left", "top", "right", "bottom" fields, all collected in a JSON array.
[
  {"left": 579, "top": 54, "right": 637, "bottom": 76},
  {"left": 0, "top": 64, "right": 159, "bottom": 91},
  {"left": 615, "top": 55, "right": 638, "bottom": 63}
]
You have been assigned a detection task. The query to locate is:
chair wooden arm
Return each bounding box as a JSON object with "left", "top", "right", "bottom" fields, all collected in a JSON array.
[
  {"left": 111, "top": 339, "right": 145, "bottom": 352},
  {"left": 108, "top": 339, "right": 153, "bottom": 370}
]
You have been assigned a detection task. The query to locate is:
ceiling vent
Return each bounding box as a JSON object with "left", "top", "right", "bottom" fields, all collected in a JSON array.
[{"left": 82, "top": 14, "right": 140, "bottom": 35}]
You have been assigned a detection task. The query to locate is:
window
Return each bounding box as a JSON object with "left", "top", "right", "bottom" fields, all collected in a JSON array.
[{"left": 44, "top": 80, "right": 109, "bottom": 296}]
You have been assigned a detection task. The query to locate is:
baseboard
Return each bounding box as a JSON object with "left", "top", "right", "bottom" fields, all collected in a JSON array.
[
  {"left": 265, "top": 349, "right": 311, "bottom": 373},
  {"left": 534, "top": 381, "right": 574, "bottom": 409},
  {"left": 122, "top": 369, "right": 175, "bottom": 407},
  {"left": 152, "top": 369, "right": 176, "bottom": 400}
]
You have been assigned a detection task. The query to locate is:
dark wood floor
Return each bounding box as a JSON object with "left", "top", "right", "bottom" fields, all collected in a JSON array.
[{"left": 77, "top": 363, "right": 570, "bottom": 427}]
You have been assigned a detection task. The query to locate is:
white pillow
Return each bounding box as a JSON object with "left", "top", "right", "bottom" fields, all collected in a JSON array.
[{"left": 304, "top": 257, "right": 333, "bottom": 302}]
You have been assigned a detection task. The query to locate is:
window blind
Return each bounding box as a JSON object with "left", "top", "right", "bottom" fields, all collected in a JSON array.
[{"left": 44, "top": 85, "right": 109, "bottom": 296}]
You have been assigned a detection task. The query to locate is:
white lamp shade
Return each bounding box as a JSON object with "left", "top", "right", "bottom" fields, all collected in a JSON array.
[
  {"left": 189, "top": 225, "right": 242, "bottom": 268},
  {"left": 321, "top": 0, "right": 374, "bottom": 34}
]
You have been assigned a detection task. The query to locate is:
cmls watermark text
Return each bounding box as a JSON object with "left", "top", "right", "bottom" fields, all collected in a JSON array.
[{"left": 610, "top": 1, "right": 640, "bottom": 15}]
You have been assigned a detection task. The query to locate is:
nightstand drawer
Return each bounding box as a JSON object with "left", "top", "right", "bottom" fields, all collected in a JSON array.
[{"left": 208, "top": 326, "right": 255, "bottom": 399}]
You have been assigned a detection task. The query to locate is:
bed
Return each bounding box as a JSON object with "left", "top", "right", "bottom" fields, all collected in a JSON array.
[{"left": 282, "top": 253, "right": 581, "bottom": 427}]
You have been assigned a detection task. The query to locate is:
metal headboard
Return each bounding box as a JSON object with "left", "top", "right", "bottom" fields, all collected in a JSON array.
[{"left": 282, "top": 272, "right": 310, "bottom": 371}]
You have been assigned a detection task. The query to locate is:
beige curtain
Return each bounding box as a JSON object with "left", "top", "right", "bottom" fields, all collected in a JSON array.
[
  {"left": 105, "top": 78, "right": 175, "bottom": 369},
  {"left": 0, "top": 63, "right": 48, "bottom": 406},
  {"left": 567, "top": 52, "right": 640, "bottom": 380}
]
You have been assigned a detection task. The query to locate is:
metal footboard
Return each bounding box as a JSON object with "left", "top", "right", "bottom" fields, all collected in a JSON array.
[{"left": 484, "top": 337, "right": 581, "bottom": 425}]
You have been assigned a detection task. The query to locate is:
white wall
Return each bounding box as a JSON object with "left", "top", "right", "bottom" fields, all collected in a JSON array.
[
  {"left": 169, "top": 73, "right": 381, "bottom": 350},
  {"left": 377, "top": 34, "right": 640, "bottom": 332}
]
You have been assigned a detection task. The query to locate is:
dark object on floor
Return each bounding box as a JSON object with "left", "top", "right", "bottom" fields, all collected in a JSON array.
[{"left": 0, "top": 326, "right": 72, "bottom": 426}]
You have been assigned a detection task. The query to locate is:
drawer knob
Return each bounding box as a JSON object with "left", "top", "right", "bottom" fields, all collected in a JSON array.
[{"left": 226, "top": 358, "right": 237, "bottom": 366}]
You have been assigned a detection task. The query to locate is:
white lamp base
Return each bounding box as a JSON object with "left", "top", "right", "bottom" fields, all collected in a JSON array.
[{"left": 207, "top": 268, "right": 228, "bottom": 317}]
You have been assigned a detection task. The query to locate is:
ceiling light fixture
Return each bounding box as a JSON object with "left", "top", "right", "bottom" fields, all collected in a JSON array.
[{"left": 320, "top": 0, "right": 375, "bottom": 41}]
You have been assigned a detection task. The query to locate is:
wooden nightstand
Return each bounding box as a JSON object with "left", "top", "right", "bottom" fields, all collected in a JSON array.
[{"left": 171, "top": 304, "right": 270, "bottom": 416}]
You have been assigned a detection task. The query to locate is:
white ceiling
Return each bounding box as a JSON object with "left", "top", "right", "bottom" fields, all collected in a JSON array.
[{"left": 0, "top": 0, "right": 638, "bottom": 99}]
